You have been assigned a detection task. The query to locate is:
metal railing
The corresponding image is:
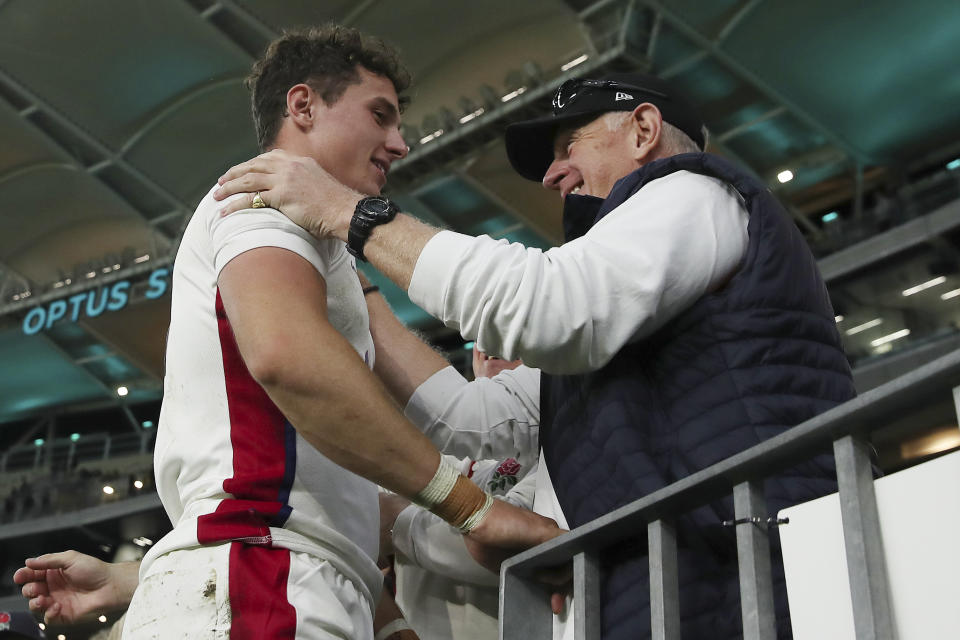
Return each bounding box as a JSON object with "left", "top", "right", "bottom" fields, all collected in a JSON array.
[
  {"left": 499, "top": 348, "right": 960, "bottom": 640},
  {"left": 0, "top": 430, "right": 155, "bottom": 474}
]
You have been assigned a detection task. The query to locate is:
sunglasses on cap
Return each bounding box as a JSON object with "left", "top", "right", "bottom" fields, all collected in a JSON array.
[{"left": 552, "top": 78, "right": 669, "bottom": 114}]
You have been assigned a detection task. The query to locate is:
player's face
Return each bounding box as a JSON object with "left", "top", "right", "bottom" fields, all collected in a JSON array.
[{"left": 305, "top": 67, "right": 407, "bottom": 196}]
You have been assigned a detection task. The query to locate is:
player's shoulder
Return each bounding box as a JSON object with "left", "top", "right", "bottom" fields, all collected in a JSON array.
[{"left": 195, "top": 182, "right": 235, "bottom": 221}]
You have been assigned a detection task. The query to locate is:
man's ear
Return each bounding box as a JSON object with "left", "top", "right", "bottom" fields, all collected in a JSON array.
[
  {"left": 286, "top": 83, "right": 316, "bottom": 130},
  {"left": 630, "top": 103, "right": 663, "bottom": 163}
]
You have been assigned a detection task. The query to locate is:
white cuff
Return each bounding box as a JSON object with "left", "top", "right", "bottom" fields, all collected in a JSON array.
[{"left": 374, "top": 618, "right": 412, "bottom": 640}]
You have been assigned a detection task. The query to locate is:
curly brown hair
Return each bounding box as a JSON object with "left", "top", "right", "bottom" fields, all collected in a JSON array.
[{"left": 246, "top": 24, "right": 411, "bottom": 150}]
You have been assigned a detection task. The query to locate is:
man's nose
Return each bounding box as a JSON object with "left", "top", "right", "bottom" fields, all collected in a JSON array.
[
  {"left": 387, "top": 128, "right": 408, "bottom": 159},
  {"left": 542, "top": 159, "right": 569, "bottom": 190}
]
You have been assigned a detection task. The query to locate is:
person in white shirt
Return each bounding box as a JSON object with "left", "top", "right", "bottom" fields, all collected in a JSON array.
[{"left": 382, "top": 346, "right": 534, "bottom": 640}]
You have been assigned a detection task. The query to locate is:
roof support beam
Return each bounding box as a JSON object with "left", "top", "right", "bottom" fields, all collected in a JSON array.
[
  {"left": 716, "top": 106, "right": 786, "bottom": 143},
  {"left": 455, "top": 171, "right": 561, "bottom": 245},
  {"left": 210, "top": 0, "right": 278, "bottom": 40},
  {"left": 389, "top": 45, "right": 625, "bottom": 187},
  {"left": 119, "top": 77, "right": 244, "bottom": 158},
  {"left": 645, "top": 10, "right": 662, "bottom": 60},
  {"left": 189, "top": 0, "right": 277, "bottom": 60},
  {"left": 716, "top": 0, "right": 767, "bottom": 44},
  {"left": 652, "top": 0, "right": 765, "bottom": 78},
  {"left": 0, "top": 69, "right": 194, "bottom": 240},
  {"left": 401, "top": 187, "right": 460, "bottom": 230},
  {"left": 79, "top": 320, "right": 162, "bottom": 387},
  {"left": 38, "top": 332, "right": 127, "bottom": 400},
  {"left": 635, "top": 0, "right": 866, "bottom": 163}
]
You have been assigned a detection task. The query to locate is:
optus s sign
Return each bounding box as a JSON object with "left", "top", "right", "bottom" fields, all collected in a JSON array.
[{"left": 22, "top": 267, "right": 170, "bottom": 335}]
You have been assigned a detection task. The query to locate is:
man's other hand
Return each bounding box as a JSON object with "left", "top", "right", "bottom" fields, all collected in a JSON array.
[
  {"left": 214, "top": 149, "right": 361, "bottom": 242},
  {"left": 13, "top": 551, "right": 137, "bottom": 624}
]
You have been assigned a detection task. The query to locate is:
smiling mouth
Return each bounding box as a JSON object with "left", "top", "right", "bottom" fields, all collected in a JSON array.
[
  {"left": 562, "top": 183, "right": 583, "bottom": 198},
  {"left": 371, "top": 159, "right": 389, "bottom": 181}
]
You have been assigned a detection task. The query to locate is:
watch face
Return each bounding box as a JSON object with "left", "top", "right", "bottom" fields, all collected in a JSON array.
[{"left": 361, "top": 196, "right": 393, "bottom": 216}]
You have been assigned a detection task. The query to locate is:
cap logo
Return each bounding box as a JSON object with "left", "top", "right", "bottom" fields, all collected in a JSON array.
[{"left": 614, "top": 91, "right": 633, "bottom": 101}]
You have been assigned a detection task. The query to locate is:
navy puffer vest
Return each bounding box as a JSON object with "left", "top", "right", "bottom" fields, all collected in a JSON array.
[{"left": 541, "top": 153, "right": 855, "bottom": 639}]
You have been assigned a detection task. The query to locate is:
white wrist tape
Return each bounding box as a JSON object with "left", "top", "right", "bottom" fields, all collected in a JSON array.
[
  {"left": 412, "top": 457, "right": 460, "bottom": 509},
  {"left": 458, "top": 492, "right": 495, "bottom": 533},
  {"left": 374, "top": 618, "right": 412, "bottom": 640}
]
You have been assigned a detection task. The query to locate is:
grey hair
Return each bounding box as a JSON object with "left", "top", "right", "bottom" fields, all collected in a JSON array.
[
  {"left": 601, "top": 111, "right": 632, "bottom": 131},
  {"left": 659, "top": 121, "right": 703, "bottom": 155},
  {"left": 601, "top": 111, "right": 705, "bottom": 155}
]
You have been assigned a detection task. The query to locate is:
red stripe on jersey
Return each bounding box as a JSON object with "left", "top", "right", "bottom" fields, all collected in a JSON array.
[
  {"left": 198, "top": 290, "right": 291, "bottom": 544},
  {"left": 229, "top": 543, "right": 297, "bottom": 638}
]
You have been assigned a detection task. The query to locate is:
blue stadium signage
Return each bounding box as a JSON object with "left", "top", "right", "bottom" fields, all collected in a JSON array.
[{"left": 22, "top": 267, "right": 170, "bottom": 335}]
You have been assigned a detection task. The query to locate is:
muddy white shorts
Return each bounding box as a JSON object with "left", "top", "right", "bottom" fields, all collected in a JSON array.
[{"left": 122, "top": 542, "right": 374, "bottom": 639}]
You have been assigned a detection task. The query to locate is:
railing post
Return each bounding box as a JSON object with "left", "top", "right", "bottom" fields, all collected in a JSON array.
[
  {"left": 500, "top": 566, "right": 553, "bottom": 640},
  {"left": 733, "top": 480, "right": 777, "bottom": 640},
  {"left": 572, "top": 551, "right": 601, "bottom": 640},
  {"left": 834, "top": 435, "right": 893, "bottom": 640},
  {"left": 648, "top": 519, "right": 680, "bottom": 640}
]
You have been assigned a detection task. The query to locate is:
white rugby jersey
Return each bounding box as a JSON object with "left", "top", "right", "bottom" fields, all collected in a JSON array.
[{"left": 142, "top": 185, "right": 382, "bottom": 601}]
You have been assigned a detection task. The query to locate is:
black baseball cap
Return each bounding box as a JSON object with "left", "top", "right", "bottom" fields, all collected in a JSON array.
[{"left": 505, "top": 72, "right": 705, "bottom": 182}]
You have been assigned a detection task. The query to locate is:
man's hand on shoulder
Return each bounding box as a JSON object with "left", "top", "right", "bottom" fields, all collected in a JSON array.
[{"left": 214, "top": 149, "right": 361, "bottom": 242}]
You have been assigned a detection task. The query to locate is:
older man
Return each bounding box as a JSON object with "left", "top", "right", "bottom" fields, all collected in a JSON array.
[{"left": 215, "top": 72, "right": 854, "bottom": 638}]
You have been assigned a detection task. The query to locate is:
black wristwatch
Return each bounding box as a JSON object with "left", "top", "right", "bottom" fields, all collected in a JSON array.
[{"left": 346, "top": 196, "right": 399, "bottom": 261}]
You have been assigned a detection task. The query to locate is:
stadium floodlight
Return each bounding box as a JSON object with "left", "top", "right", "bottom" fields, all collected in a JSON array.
[
  {"left": 561, "top": 53, "right": 589, "bottom": 72},
  {"left": 901, "top": 276, "right": 946, "bottom": 297}
]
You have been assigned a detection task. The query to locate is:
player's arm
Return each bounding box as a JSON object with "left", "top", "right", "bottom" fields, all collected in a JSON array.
[
  {"left": 217, "top": 247, "right": 561, "bottom": 559},
  {"left": 363, "top": 282, "right": 449, "bottom": 407},
  {"left": 218, "top": 246, "right": 441, "bottom": 496},
  {"left": 389, "top": 467, "right": 538, "bottom": 586}
]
